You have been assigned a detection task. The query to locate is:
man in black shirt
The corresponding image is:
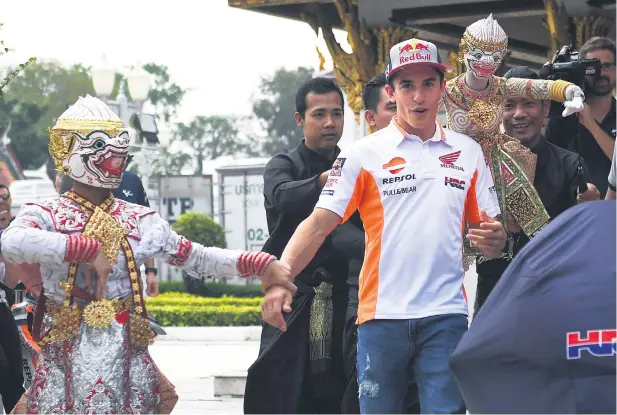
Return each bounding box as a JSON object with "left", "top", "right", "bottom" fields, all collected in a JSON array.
[
  {"left": 545, "top": 37, "right": 616, "bottom": 198},
  {"left": 244, "top": 77, "right": 348, "bottom": 414},
  {"left": 475, "top": 66, "right": 600, "bottom": 314}
]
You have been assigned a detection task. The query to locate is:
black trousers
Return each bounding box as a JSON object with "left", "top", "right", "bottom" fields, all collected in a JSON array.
[
  {"left": 0, "top": 302, "right": 25, "bottom": 413},
  {"left": 474, "top": 274, "right": 501, "bottom": 316},
  {"left": 341, "top": 303, "right": 421, "bottom": 414}
]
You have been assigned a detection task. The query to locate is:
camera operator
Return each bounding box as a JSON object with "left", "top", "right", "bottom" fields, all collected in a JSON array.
[
  {"left": 474, "top": 66, "right": 599, "bottom": 314},
  {"left": 545, "top": 37, "right": 616, "bottom": 198}
]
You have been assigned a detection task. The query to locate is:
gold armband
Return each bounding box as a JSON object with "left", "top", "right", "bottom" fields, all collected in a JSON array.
[{"left": 548, "top": 80, "right": 572, "bottom": 101}]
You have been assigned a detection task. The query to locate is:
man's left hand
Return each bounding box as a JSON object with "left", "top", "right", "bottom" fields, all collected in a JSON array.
[
  {"left": 577, "top": 183, "right": 600, "bottom": 203},
  {"left": 261, "top": 259, "right": 295, "bottom": 294},
  {"left": 146, "top": 272, "right": 159, "bottom": 297},
  {"left": 466, "top": 209, "right": 507, "bottom": 259}
]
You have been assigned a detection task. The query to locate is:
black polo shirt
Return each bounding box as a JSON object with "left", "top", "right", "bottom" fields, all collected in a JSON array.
[{"left": 545, "top": 97, "right": 616, "bottom": 197}]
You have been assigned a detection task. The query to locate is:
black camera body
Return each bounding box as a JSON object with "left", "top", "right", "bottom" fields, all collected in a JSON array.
[
  {"left": 540, "top": 45, "right": 601, "bottom": 86},
  {"left": 540, "top": 45, "right": 601, "bottom": 119},
  {"left": 540, "top": 45, "right": 593, "bottom": 193}
]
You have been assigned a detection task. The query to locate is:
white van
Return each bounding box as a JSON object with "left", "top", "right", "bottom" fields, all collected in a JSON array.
[{"left": 9, "top": 179, "right": 58, "bottom": 216}]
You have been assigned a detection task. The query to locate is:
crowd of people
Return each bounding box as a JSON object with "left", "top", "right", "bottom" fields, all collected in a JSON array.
[{"left": 0, "top": 13, "right": 615, "bottom": 415}]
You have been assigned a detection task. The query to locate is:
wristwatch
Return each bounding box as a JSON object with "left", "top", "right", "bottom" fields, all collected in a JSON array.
[{"left": 145, "top": 267, "right": 158, "bottom": 276}]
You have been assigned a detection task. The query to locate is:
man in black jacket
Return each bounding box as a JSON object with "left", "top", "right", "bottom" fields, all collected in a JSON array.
[
  {"left": 474, "top": 66, "right": 600, "bottom": 314},
  {"left": 244, "top": 77, "right": 349, "bottom": 414},
  {"left": 333, "top": 73, "right": 420, "bottom": 414}
]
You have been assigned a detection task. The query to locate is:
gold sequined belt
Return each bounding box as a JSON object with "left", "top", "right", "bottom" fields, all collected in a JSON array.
[{"left": 39, "top": 296, "right": 134, "bottom": 346}]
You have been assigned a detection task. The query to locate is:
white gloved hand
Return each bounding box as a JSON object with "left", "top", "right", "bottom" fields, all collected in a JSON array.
[{"left": 562, "top": 85, "right": 585, "bottom": 117}]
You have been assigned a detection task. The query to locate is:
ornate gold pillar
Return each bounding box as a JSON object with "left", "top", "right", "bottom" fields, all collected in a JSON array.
[
  {"left": 303, "top": 0, "right": 417, "bottom": 120},
  {"left": 544, "top": 0, "right": 614, "bottom": 59}
]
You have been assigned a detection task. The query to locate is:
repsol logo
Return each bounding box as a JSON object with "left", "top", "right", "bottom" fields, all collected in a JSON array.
[{"left": 382, "top": 174, "right": 416, "bottom": 185}]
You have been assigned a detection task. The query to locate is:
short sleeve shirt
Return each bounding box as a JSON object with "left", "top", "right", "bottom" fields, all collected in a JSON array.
[{"left": 316, "top": 119, "right": 500, "bottom": 323}]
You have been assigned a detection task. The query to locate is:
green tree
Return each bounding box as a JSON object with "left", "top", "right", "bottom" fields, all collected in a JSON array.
[
  {"left": 174, "top": 115, "right": 240, "bottom": 175},
  {"left": 110, "top": 63, "right": 188, "bottom": 123},
  {"left": 151, "top": 147, "right": 192, "bottom": 177},
  {"left": 143, "top": 63, "right": 188, "bottom": 123},
  {"left": 172, "top": 212, "right": 227, "bottom": 294},
  {"left": 0, "top": 98, "right": 48, "bottom": 170},
  {"left": 4, "top": 61, "right": 96, "bottom": 138},
  {"left": 3, "top": 60, "right": 190, "bottom": 176},
  {"left": 0, "top": 23, "right": 36, "bottom": 94},
  {"left": 251, "top": 67, "right": 314, "bottom": 156}
]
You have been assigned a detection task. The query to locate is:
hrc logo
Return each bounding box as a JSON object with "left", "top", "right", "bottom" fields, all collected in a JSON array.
[
  {"left": 566, "top": 329, "right": 617, "bottom": 360},
  {"left": 445, "top": 176, "right": 466, "bottom": 190}
]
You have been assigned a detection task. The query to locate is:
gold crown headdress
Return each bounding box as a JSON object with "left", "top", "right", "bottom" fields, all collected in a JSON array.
[
  {"left": 458, "top": 13, "right": 508, "bottom": 63},
  {"left": 48, "top": 95, "right": 126, "bottom": 175}
]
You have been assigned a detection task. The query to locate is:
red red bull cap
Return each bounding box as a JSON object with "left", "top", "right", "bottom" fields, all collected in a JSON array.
[{"left": 386, "top": 38, "right": 447, "bottom": 79}]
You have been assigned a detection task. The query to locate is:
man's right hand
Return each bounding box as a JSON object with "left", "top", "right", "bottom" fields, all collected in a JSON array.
[
  {"left": 261, "top": 285, "right": 293, "bottom": 331},
  {"left": 87, "top": 250, "right": 112, "bottom": 300}
]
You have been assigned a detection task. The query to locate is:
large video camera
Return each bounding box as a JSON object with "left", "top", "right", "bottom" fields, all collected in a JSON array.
[{"left": 540, "top": 45, "right": 601, "bottom": 118}]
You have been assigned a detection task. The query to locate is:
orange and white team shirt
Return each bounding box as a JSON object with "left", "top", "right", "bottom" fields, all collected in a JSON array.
[{"left": 316, "top": 118, "right": 500, "bottom": 324}]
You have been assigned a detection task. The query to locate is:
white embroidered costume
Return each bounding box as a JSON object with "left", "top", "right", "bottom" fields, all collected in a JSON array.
[{"left": 1, "top": 96, "right": 274, "bottom": 414}]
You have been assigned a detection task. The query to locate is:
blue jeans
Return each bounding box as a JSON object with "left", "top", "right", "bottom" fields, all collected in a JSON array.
[{"left": 357, "top": 314, "right": 467, "bottom": 414}]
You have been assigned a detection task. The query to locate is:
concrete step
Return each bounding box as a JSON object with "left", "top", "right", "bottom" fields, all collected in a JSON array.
[
  {"left": 212, "top": 372, "right": 248, "bottom": 398},
  {"left": 157, "top": 326, "right": 262, "bottom": 343}
]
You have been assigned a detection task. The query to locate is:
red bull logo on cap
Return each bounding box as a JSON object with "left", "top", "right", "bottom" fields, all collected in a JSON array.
[{"left": 398, "top": 40, "right": 432, "bottom": 64}]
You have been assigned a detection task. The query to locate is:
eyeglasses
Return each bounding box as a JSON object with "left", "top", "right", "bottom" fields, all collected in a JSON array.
[
  {"left": 0, "top": 194, "right": 10, "bottom": 201},
  {"left": 601, "top": 62, "right": 616, "bottom": 71}
]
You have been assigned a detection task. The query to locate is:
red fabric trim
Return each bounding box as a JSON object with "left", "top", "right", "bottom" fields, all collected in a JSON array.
[
  {"left": 64, "top": 236, "right": 100, "bottom": 263},
  {"left": 168, "top": 237, "right": 192, "bottom": 266},
  {"left": 237, "top": 251, "right": 276, "bottom": 278}
]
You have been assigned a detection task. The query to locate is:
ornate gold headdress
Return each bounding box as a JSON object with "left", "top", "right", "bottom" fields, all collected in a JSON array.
[
  {"left": 458, "top": 14, "right": 508, "bottom": 63},
  {"left": 47, "top": 95, "right": 125, "bottom": 175}
]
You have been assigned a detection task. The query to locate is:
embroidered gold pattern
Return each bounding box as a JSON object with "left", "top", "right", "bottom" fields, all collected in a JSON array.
[
  {"left": 445, "top": 74, "right": 551, "bottom": 245},
  {"left": 309, "top": 282, "right": 333, "bottom": 361},
  {"left": 38, "top": 192, "right": 155, "bottom": 348},
  {"left": 83, "top": 299, "right": 117, "bottom": 329},
  {"left": 80, "top": 206, "right": 125, "bottom": 265}
]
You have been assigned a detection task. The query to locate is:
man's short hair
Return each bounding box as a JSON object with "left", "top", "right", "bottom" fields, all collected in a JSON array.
[
  {"left": 295, "top": 77, "right": 344, "bottom": 118},
  {"left": 387, "top": 67, "right": 444, "bottom": 90},
  {"left": 580, "top": 36, "right": 616, "bottom": 60},
  {"left": 503, "top": 66, "right": 539, "bottom": 80},
  {"left": 362, "top": 73, "right": 387, "bottom": 112}
]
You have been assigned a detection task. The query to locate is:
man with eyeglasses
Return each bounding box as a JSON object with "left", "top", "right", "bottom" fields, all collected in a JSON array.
[{"left": 546, "top": 37, "right": 616, "bottom": 198}]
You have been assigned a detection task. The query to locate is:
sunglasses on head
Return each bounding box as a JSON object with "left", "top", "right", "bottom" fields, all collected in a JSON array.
[{"left": 0, "top": 194, "right": 10, "bottom": 201}]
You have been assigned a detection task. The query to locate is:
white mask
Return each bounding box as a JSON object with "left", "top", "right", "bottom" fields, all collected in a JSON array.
[
  {"left": 460, "top": 14, "right": 508, "bottom": 79},
  {"left": 48, "top": 95, "right": 130, "bottom": 189}
]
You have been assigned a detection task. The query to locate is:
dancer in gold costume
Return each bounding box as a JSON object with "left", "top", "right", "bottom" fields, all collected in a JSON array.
[
  {"left": 0, "top": 95, "right": 291, "bottom": 414},
  {"left": 443, "top": 14, "right": 585, "bottom": 261}
]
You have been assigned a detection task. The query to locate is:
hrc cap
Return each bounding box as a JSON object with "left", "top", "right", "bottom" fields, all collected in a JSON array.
[{"left": 385, "top": 38, "right": 447, "bottom": 79}]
